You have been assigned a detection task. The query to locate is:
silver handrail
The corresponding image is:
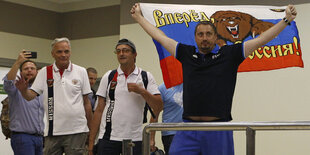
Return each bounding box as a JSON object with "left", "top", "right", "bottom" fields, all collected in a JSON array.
[{"left": 142, "top": 121, "right": 310, "bottom": 155}]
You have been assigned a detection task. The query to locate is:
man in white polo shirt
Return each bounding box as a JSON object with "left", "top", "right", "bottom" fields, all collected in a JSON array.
[
  {"left": 16, "top": 37, "right": 93, "bottom": 155},
  {"left": 88, "top": 38, "right": 163, "bottom": 155}
]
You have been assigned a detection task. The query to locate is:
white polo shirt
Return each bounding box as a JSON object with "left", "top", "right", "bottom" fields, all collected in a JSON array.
[
  {"left": 31, "top": 62, "right": 91, "bottom": 136},
  {"left": 96, "top": 66, "right": 160, "bottom": 141}
]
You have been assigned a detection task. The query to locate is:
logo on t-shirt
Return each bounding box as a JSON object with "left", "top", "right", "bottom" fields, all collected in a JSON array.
[
  {"left": 72, "top": 79, "right": 78, "bottom": 85},
  {"left": 173, "top": 91, "right": 183, "bottom": 107},
  {"left": 212, "top": 53, "right": 221, "bottom": 59}
]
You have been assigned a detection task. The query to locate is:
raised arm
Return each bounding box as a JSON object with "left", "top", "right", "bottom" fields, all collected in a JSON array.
[
  {"left": 244, "top": 4, "right": 297, "bottom": 58},
  {"left": 7, "top": 51, "right": 28, "bottom": 80},
  {"left": 15, "top": 75, "right": 38, "bottom": 101},
  {"left": 14, "top": 51, "right": 38, "bottom": 101},
  {"left": 131, "top": 3, "right": 178, "bottom": 57}
]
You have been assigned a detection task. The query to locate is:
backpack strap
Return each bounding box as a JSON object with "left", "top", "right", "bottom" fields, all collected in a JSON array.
[
  {"left": 141, "top": 71, "right": 156, "bottom": 124},
  {"left": 108, "top": 70, "right": 117, "bottom": 87},
  {"left": 46, "top": 65, "right": 54, "bottom": 136},
  {"left": 103, "top": 69, "right": 118, "bottom": 140}
]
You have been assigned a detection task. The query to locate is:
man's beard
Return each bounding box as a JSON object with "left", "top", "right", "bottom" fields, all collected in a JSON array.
[
  {"left": 200, "top": 46, "right": 213, "bottom": 54},
  {"left": 199, "top": 41, "right": 214, "bottom": 54}
]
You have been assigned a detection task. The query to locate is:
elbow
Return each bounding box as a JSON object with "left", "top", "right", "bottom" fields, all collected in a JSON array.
[{"left": 25, "top": 96, "right": 34, "bottom": 101}]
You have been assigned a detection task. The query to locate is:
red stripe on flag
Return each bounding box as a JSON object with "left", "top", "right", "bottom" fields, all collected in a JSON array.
[{"left": 160, "top": 56, "right": 183, "bottom": 88}]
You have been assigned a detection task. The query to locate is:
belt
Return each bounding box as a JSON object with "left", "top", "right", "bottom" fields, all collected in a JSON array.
[{"left": 12, "top": 131, "right": 43, "bottom": 137}]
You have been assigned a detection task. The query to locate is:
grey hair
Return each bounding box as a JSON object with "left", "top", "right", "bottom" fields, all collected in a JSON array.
[{"left": 51, "top": 37, "right": 71, "bottom": 49}]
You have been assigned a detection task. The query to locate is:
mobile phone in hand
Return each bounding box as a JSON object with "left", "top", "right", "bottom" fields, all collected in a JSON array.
[{"left": 24, "top": 51, "right": 37, "bottom": 59}]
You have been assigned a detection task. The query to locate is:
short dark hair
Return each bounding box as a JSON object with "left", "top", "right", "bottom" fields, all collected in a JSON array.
[
  {"left": 194, "top": 21, "right": 217, "bottom": 35},
  {"left": 87, "top": 67, "right": 97, "bottom": 74},
  {"left": 116, "top": 38, "right": 136, "bottom": 53},
  {"left": 19, "top": 60, "right": 37, "bottom": 71}
]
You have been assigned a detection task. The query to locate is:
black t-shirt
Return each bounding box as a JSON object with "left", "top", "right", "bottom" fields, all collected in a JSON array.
[{"left": 176, "top": 43, "right": 245, "bottom": 121}]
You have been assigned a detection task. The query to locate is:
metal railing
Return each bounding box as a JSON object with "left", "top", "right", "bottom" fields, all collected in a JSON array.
[{"left": 141, "top": 121, "right": 310, "bottom": 155}]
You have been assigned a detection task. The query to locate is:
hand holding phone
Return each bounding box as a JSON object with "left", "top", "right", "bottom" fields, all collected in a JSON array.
[{"left": 23, "top": 51, "right": 37, "bottom": 59}]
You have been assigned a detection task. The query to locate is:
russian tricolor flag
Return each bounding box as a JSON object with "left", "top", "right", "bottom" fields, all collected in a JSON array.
[{"left": 141, "top": 3, "right": 303, "bottom": 88}]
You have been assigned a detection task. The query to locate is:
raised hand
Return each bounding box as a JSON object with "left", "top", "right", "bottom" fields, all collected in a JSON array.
[
  {"left": 15, "top": 74, "right": 29, "bottom": 92},
  {"left": 285, "top": 4, "right": 297, "bottom": 22},
  {"left": 130, "top": 3, "right": 142, "bottom": 20}
]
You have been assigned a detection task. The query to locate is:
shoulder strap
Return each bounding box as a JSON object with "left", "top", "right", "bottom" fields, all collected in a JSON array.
[
  {"left": 46, "top": 65, "right": 54, "bottom": 136},
  {"left": 141, "top": 70, "right": 148, "bottom": 89},
  {"left": 103, "top": 69, "right": 117, "bottom": 140},
  {"left": 108, "top": 69, "right": 117, "bottom": 86},
  {"left": 141, "top": 70, "right": 156, "bottom": 123},
  {"left": 108, "top": 70, "right": 118, "bottom": 101},
  {"left": 47, "top": 65, "right": 53, "bottom": 80}
]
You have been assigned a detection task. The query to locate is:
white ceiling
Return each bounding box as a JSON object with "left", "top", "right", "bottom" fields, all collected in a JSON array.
[{"left": 3, "top": 0, "right": 120, "bottom": 12}]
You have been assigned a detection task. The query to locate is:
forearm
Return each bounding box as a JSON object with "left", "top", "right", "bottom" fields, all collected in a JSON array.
[
  {"left": 134, "top": 12, "right": 177, "bottom": 56},
  {"left": 244, "top": 5, "right": 296, "bottom": 57},
  {"left": 21, "top": 89, "right": 37, "bottom": 101},
  {"left": 245, "top": 20, "right": 288, "bottom": 57},
  {"left": 141, "top": 92, "right": 163, "bottom": 117},
  {"left": 83, "top": 95, "right": 93, "bottom": 129},
  {"left": 7, "top": 61, "right": 22, "bottom": 80},
  {"left": 136, "top": 15, "right": 166, "bottom": 42},
  {"left": 88, "top": 97, "right": 105, "bottom": 150},
  {"left": 88, "top": 111, "right": 102, "bottom": 149},
  {"left": 256, "top": 20, "right": 288, "bottom": 47},
  {"left": 149, "top": 115, "right": 159, "bottom": 137},
  {"left": 149, "top": 114, "right": 159, "bottom": 151}
]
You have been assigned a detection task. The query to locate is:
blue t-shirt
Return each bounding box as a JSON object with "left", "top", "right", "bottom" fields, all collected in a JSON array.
[{"left": 159, "top": 83, "right": 183, "bottom": 136}]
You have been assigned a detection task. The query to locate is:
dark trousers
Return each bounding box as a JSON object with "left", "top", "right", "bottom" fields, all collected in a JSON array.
[
  {"left": 161, "top": 135, "right": 175, "bottom": 155},
  {"left": 11, "top": 133, "right": 43, "bottom": 155},
  {"left": 97, "top": 138, "right": 142, "bottom": 155}
]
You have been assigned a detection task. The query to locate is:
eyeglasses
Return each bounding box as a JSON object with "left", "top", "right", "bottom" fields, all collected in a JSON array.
[{"left": 114, "top": 48, "right": 132, "bottom": 54}]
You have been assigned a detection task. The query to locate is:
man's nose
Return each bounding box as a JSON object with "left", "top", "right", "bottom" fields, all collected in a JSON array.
[
  {"left": 60, "top": 51, "right": 67, "bottom": 56},
  {"left": 202, "top": 34, "right": 208, "bottom": 40}
]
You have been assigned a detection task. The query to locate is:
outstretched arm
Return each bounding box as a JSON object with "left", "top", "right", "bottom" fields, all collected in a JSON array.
[
  {"left": 15, "top": 75, "right": 38, "bottom": 101},
  {"left": 131, "top": 3, "right": 178, "bottom": 57},
  {"left": 244, "top": 4, "right": 297, "bottom": 58}
]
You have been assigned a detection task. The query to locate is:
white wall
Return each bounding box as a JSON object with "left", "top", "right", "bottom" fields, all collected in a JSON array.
[
  {"left": 0, "top": 31, "right": 53, "bottom": 63},
  {"left": 120, "top": 3, "right": 310, "bottom": 155},
  {"left": 0, "top": 31, "right": 119, "bottom": 76},
  {"left": 70, "top": 35, "right": 120, "bottom": 77}
]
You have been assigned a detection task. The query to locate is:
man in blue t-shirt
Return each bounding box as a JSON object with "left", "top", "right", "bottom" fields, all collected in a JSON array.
[{"left": 132, "top": 3, "right": 297, "bottom": 155}]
